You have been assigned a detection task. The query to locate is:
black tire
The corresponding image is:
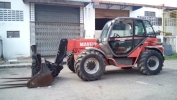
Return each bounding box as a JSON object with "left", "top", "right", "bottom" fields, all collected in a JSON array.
[
  {"left": 74, "top": 50, "right": 106, "bottom": 81},
  {"left": 66, "top": 52, "right": 75, "bottom": 73},
  {"left": 137, "top": 50, "right": 164, "bottom": 75}
]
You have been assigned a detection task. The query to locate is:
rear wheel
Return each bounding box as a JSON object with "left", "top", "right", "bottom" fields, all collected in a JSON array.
[
  {"left": 137, "top": 50, "right": 164, "bottom": 75},
  {"left": 66, "top": 52, "right": 75, "bottom": 73},
  {"left": 74, "top": 50, "right": 106, "bottom": 81}
]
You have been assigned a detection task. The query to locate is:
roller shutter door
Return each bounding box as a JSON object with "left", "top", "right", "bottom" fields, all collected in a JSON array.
[{"left": 35, "top": 4, "right": 81, "bottom": 56}]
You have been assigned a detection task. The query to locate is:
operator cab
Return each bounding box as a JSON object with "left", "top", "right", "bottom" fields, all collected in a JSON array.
[{"left": 98, "top": 17, "right": 156, "bottom": 58}]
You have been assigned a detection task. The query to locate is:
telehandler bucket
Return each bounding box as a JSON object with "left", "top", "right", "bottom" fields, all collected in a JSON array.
[
  {"left": 0, "top": 59, "right": 53, "bottom": 88},
  {"left": 27, "top": 58, "right": 54, "bottom": 88},
  {"left": 0, "top": 39, "right": 68, "bottom": 89}
]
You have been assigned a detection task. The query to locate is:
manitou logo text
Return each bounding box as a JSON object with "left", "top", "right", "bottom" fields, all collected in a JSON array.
[{"left": 80, "top": 42, "right": 97, "bottom": 47}]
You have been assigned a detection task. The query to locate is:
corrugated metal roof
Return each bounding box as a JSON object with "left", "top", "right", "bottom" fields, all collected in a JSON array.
[
  {"left": 23, "top": 0, "right": 91, "bottom": 3},
  {"left": 92, "top": 0, "right": 176, "bottom": 9},
  {"left": 23, "top": 0, "right": 90, "bottom": 6},
  {"left": 66, "top": 0, "right": 91, "bottom": 2}
]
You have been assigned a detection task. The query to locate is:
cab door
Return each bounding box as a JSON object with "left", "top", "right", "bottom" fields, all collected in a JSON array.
[
  {"left": 107, "top": 19, "right": 146, "bottom": 57},
  {"left": 107, "top": 19, "right": 134, "bottom": 57}
]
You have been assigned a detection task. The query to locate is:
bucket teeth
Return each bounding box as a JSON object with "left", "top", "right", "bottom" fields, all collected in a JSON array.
[
  {"left": 1, "top": 77, "right": 31, "bottom": 79},
  {"left": 0, "top": 83, "right": 27, "bottom": 86},
  {"left": 0, "top": 85, "right": 27, "bottom": 89},
  {"left": 0, "top": 59, "right": 54, "bottom": 89},
  {"left": 2, "top": 79, "right": 29, "bottom": 83}
]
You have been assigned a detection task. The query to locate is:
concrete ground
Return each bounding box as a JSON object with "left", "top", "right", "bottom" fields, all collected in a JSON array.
[{"left": 0, "top": 60, "right": 177, "bottom": 100}]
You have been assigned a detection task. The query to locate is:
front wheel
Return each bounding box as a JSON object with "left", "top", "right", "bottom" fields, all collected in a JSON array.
[
  {"left": 74, "top": 50, "right": 106, "bottom": 81},
  {"left": 137, "top": 50, "right": 164, "bottom": 75}
]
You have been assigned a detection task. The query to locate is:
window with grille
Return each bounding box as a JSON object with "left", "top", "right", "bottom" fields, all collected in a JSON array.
[
  {"left": 137, "top": 16, "right": 162, "bottom": 26},
  {"left": 7, "top": 31, "right": 20, "bottom": 38},
  {"left": 0, "top": 10, "right": 24, "bottom": 21},
  {"left": 0, "top": 2, "right": 11, "bottom": 9},
  {"left": 145, "top": 11, "right": 155, "bottom": 17}
]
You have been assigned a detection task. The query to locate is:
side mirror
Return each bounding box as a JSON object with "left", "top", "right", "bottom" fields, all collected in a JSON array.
[
  {"left": 155, "top": 30, "right": 161, "bottom": 35},
  {"left": 96, "top": 38, "right": 101, "bottom": 43}
]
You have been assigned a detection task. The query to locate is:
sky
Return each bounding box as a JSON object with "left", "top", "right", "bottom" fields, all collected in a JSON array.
[
  {"left": 95, "top": 0, "right": 177, "bottom": 7},
  {"left": 122, "top": 0, "right": 176, "bottom": 7}
]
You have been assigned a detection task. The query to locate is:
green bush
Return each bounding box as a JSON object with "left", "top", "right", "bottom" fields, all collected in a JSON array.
[{"left": 164, "top": 53, "right": 177, "bottom": 60}]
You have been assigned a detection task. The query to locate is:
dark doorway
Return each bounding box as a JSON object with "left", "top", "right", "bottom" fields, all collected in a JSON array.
[{"left": 95, "top": 18, "right": 112, "bottom": 30}]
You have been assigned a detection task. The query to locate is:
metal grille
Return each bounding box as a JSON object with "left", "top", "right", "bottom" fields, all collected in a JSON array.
[
  {"left": 30, "top": 3, "right": 35, "bottom": 22},
  {"left": 0, "top": 9, "right": 23, "bottom": 21},
  {"left": 80, "top": 7, "right": 84, "bottom": 23},
  {"left": 35, "top": 4, "right": 81, "bottom": 56},
  {"left": 137, "top": 16, "right": 162, "bottom": 26},
  {"left": 163, "top": 10, "right": 177, "bottom": 36},
  {"left": 30, "top": 3, "right": 36, "bottom": 45},
  {"left": 162, "top": 10, "right": 177, "bottom": 54}
]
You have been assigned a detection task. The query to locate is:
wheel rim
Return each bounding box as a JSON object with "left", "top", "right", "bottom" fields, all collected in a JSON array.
[
  {"left": 84, "top": 58, "right": 100, "bottom": 74},
  {"left": 147, "top": 56, "right": 159, "bottom": 70}
]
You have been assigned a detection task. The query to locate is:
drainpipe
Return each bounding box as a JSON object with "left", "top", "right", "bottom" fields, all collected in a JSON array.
[{"left": 0, "top": 39, "right": 3, "bottom": 59}]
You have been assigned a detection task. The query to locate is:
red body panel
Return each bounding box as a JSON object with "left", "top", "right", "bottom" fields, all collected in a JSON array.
[
  {"left": 67, "top": 39, "right": 97, "bottom": 60},
  {"left": 67, "top": 37, "right": 164, "bottom": 68}
]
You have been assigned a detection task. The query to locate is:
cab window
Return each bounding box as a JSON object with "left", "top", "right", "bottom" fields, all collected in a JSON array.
[
  {"left": 143, "top": 20, "right": 156, "bottom": 37},
  {"left": 134, "top": 20, "right": 145, "bottom": 36},
  {"left": 110, "top": 19, "right": 133, "bottom": 37},
  {"left": 100, "top": 21, "right": 111, "bottom": 41}
]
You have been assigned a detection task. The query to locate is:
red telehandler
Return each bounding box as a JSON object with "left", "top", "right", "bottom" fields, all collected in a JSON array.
[
  {"left": 0, "top": 17, "right": 164, "bottom": 88},
  {"left": 66, "top": 17, "right": 164, "bottom": 81}
]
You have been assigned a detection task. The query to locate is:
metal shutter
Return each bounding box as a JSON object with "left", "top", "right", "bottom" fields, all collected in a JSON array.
[{"left": 35, "top": 4, "right": 81, "bottom": 56}]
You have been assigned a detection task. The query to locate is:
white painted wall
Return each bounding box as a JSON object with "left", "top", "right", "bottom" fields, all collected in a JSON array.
[
  {"left": 0, "top": 0, "right": 30, "bottom": 60},
  {"left": 156, "top": 36, "right": 177, "bottom": 53},
  {"left": 130, "top": 7, "right": 163, "bottom": 17},
  {"left": 84, "top": 3, "right": 95, "bottom": 39},
  {"left": 157, "top": 35, "right": 164, "bottom": 42}
]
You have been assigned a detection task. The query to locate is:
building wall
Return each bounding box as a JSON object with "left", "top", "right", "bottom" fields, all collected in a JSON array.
[
  {"left": 86, "top": 3, "right": 132, "bottom": 38},
  {"left": 84, "top": 3, "right": 95, "bottom": 38},
  {"left": 84, "top": 3, "right": 164, "bottom": 38},
  {"left": 163, "top": 10, "right": 177, "bottom": 36},
  {"left": 130, "top": 7, "right": 163, "bottom": 17},
  {"left": 130, "top": 7, "right": 163, "bottom": 32},
  {"left": 0, "top": 1, "right": 171, "bottom": 60},
  {"left": 0, "top": 0, "right": 30, "bottom": 60}
]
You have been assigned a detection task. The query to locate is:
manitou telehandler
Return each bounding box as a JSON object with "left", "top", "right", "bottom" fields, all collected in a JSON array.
[
  {"left": 66, "top": 17, "right": 164, "bottom": 81},
  {"left": 0, "top": 17, "right": 164, "bottom": 89}
]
